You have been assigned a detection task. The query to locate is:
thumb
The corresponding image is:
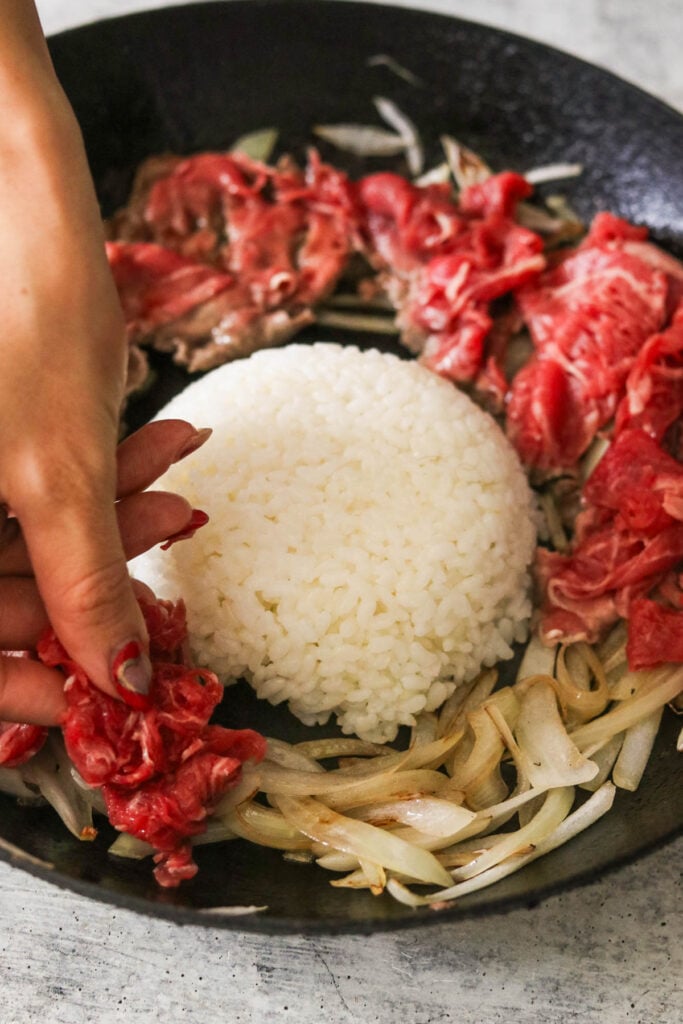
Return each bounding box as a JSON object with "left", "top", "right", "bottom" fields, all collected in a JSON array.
[{"left": 16, "top": 475, "right": 152, "bottom": 708}]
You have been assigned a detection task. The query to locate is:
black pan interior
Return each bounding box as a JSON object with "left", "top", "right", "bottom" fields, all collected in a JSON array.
[{"left": 1, "top": 0, "right": 681, "bottom": 934}]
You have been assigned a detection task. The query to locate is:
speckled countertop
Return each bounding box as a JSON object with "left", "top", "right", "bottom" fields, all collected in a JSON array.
[{"left": 2, "top": 3, "right": 682, "bottom": 1022}]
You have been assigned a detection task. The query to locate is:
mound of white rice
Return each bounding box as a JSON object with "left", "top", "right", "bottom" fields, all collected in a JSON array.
[{"left": 133, "top": 343, "right": 537, "bottom": 743}]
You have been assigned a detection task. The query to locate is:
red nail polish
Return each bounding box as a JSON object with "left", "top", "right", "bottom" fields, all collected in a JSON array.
[
  {"left": 160, "top": 509, "right": 209, "bottom": 550},
  {"left": 112, "top": 640, "right": 152, "bottom": 710},
  {"left": 174, "top": 428, "right": 213, "bottom": 463}
]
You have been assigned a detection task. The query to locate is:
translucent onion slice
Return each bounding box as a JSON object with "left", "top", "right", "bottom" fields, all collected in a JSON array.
[
  {"left": 213, "top": 770, "right": 262, "bottom": 815},
  {"left": 316, "top": 810, "right": 490, "bottom": 875},
  {"left": 359, "top": 857, "right": 387, "bottom": 893},
  {"left": 386, "top": 783, "right": 616, "bottom": 906},
  {"left": 366, "top": 54, "right": 424, "bottom": 87},
  {"left": 70, "top": 769, "right": 107, "bottom": 814},
  {"left": 465, "top": 767, "right": 509, "bottom": 812},
  {"left": 471, "top": 786, "right": 551, "bottom": 831},
  {"left": 192, "top": 818, "right": 239, "bottom": 847},
  {"left": 596, "top": 621, "right": 629, "bottom": 676},
  {"left": 449, "top": 689, "right": 519, "bottom": 794},
  {"left": 538, "top": 491, "right": 569, "bottom": 553},
  {"left": 612, "top": 708, "right": 664, "bottom": 791},
  {"left": 230, "top": 127, "right": 278, "bottom": 162},
  {"left": 515, "top": 680, "right": 598, "bottom": 788},
  {"left": 258, "top": 741, "right": 436, "bottom": 798},
  {"left": 608, "top": 670, "right": 647, "bottom": 701},
  {"left": 323, "top": 768, "right": 461, "bottom": 812},
  {"left": 373, "top": 96, "right": 424, "bottom": 176},
  {"left": 312, "top": 124, "right": 407, "bottom": 157},
  {"left": 414, "top": 163, "right": 452, "bottom": 187},
  {"left": 451, "top": 786, "right": 575, "bottom": 882},
  {"left": 274, "top": 794, "right": 453, "bottom": 887},
  {"left": 109, "top": 833, "right": 154, "bottom": 860},
  {"left": 436, "top": 828, "right": 513, "bottom": 863},
  {"left": 315, "top": 310, "right": 399, "bottom": 336},
  {"left": 293, "top": 738, "right": 391, "bottom": 761},
  {"left": 555, "top": 644, "right": 610, "bottom": 723},
  {"left": 347, "top": 796, "right": 476, "bottom": 838},
  {"left": 329, "top": 867, "right": 377, "bottom": 891},
  {"left": 265, "top": 738, "right": 325, "bottom": 772},
  {"left": 0, "top": 768, "right": 40, "bottom": 801},
  {"left": 391, "top": 729, "right": 465, "bottom": 772},
  {"left": 517, "top": 634, "right": 558, "bottom": 682},
  {"left": 348, "top": 858, "right": 387, "bottom": 894},
  {"left": 579, "top": 733, "right": 624, "bottom": 792},
  {"left": 23, "top": 734, "right": 96, "bottom": 841},
  {"left": 524, "top": 162, "right": 583, "bottom": 185},
  {"left": 257, "top": 762, "right": 387, "bottom": 796},
  {"left": 437, "top": 669, "right": 498, "bottom": 739},
  {"left": 580, "top": 434, "right": 611, "bottom": 483},
  {"left": 411, "top": 712, "right": 439, "bottom": 748},
  {"left": 571, "top": 665, "right": 683, "bottom": 752},
  {"left": 516, "top": 203, "right": 584, "bottom": 243},
  {"left": 222, "top": 801, "right": 309, "bottom": 852},
  {"left": 440, "top": 134, "right": 491, "bottom": 189}
]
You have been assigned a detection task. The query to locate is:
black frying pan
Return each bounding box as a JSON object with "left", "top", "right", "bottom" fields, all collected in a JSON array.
[{"left": 1, "top": 0, "right": 681, "bottom": 934}]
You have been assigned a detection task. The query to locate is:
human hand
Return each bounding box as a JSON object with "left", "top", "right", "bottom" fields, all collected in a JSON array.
[
  {"left": 0, "top": 10, "right": 178, "bottom": 724},
  {"left": 0, "top": 419, "right": 210, "bottom": 726},
  {"left": 0, "top": 5, "right": 212, "bottom": 727}
]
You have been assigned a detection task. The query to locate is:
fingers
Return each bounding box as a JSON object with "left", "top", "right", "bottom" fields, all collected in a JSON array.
[
  {"left": 116, "top": 420, "right": 212, "bottom": 498},
  {"left": 0, "top": 491, "right": 194, "bottom": 726},
  {"left": 116, "top": 490, "right": 193, "bottom": 560},
  {"left": 0, "top": 420, "right": 211, "bottom": 709},
  {"left": 11, "top": 427, "right": 152, "bottom": 701},
  {"left": 0, "top": 492, "right": 193, "bottom": 651},
  {"left": 1, "top": 490, "right": 196, "bottom": 577},
  {"left": 0, "top": 655, "right": 67, "bottom": 726},
  {"left": 0, "top": 577, "right": 47, "bottom": 648}
]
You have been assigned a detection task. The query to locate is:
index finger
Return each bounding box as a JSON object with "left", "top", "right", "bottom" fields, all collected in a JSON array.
[{"left": 15, "top": 457, "right": 151, "bottom": 707}]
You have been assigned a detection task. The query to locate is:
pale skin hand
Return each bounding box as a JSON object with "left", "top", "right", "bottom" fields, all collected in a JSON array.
[
  {"left": 0, "top": 419, "right": 207, "bottom": 726},
  {"left": 0, "top": 3, "right": 198, "bottom": 723}
]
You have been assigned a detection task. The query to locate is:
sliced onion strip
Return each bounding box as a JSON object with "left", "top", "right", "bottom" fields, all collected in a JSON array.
[
  {"left": 222, "top": 801, "right": 309, "bottom": 851},
  {"left": 612, "top": 709, "right": 664, "bottom": 791},
  {"left": 451, "top": 786, "right": 575, "bottom": 882},
  {"left": 347, "top": 796, "right": 476, "bottom": 838},
  {"left": 274, "top": 794, "right": 453, "bottom": 887},
  {"left": 387, "top": 783, "right": 615, "bottom": 905},
  {"left": 571, "top": 665, "right": 683, "bottom": 751},
  {"left": 515, "top": 680, "right": 598, "bottom": 788}
]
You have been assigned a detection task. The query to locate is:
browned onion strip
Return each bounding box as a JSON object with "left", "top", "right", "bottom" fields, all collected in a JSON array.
[{"left": 571, "top": 665, "right": 683, "bottom": 752}]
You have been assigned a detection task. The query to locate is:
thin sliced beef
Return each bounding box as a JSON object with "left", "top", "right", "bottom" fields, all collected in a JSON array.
[
  {"left": 37, "top": 595, "right": 267, "bottom": 887},
  {"left": 627, "top": 597, "right": 683, "bottom": 669},
  {"left": 0, "top": 722, "right": 48, "bottom": 768},
  {"left": 358, "top": 170, "right": 545, "bottom": 386},
  {"left": 507, "top": 214, "right": 669, "bottom": 471},
  {"left": 614, "top": 303, "right": 683, "bottom": 444},
  {"left": 107, "top": 150, "right": 359, "bottom": 377},
  {"left": 107, "top": 240, "right": 313, "bottom": 372},
  {"left": 538, "top": 429, "right": 683, "bottom": 651}
]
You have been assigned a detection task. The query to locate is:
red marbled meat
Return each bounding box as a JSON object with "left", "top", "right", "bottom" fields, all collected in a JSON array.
[
  {"left": 538, "top": 429, "right": 683, "bottom": 651},
  {"left": 107, "top": 150, "right": 359, "bottom": 374},
  {"left": 37, "top": 596, "right": 266, "bottom": 888},
  {"left": 0, "top": 721, "right": 48, "bottom": 768},
  {"left": 358, "top": 170, "right": 545, "bottom": 384},
  {"left": 507, "top": 214, "right": 669, "bottom": 471}
]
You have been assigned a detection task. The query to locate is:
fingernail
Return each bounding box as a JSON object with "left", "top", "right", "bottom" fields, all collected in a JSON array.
[
  {"left": 160, "top": 509, "right": 209, "bottom": 550},
  {"left": 111, "top": 639, "right": 152, "bottom": 710},
  {"left": 174, "top": 427, "right": 213, "bottom": 463}
]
